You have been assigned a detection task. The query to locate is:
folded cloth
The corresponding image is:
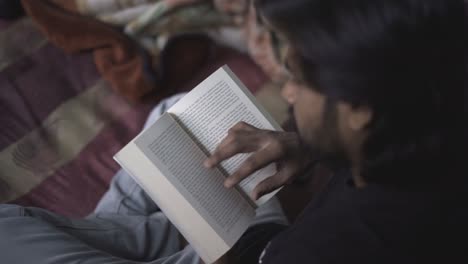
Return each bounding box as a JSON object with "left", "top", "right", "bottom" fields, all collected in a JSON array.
[
  {"left": 20, "top": 0, "right": 282, "bottom": 102},
  {"left": 97, "top": 4, "right": 153, "bottom": 26},
  {"left": 70, "top": 0, "right": 284, "bottom": 85},
  {"left": 76, "top": 0, "right": 158, "bottom": 16},
  {"left": 21, "top": 0, "right": 158, "bottom": 102}
]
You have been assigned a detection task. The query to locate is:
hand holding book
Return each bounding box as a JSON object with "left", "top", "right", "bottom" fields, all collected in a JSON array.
[
  {"left": 204, "top": 122, "right": 311, "bottom": 200},
  {"left": 115, "top": 66, "right": 288, "bottom": 263}
]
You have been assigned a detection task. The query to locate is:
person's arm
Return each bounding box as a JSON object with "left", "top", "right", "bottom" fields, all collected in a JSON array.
[{"left": 204, "top": 121, "right": 315, "bottom": 200}]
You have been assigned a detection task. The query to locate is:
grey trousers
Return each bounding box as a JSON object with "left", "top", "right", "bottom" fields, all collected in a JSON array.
[{"left": 0, "top": 94, "right": 288, "bottom": 264}]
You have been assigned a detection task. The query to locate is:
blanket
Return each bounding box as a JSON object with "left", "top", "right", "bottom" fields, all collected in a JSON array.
[{"left": 0, "top": 17, "right": 269, "bottom": 217}]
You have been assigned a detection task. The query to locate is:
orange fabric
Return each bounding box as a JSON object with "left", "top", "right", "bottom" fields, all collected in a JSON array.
[{"left": 21, "top": 0, "right": 156, "bottom": 102}]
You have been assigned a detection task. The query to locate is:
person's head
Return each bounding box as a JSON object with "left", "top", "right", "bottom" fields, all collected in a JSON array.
[{"left": 257, "top": 0, "right": 467, "bottom": 187}]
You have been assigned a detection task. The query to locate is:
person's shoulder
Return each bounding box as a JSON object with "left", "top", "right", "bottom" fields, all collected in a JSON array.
[
  {"left": 262, "top": 179, "right": 393, "bottom": 263},
  {"left": 261, "top": 202, "right": 392, "bottom": 264},
  {"left": 262, "top": 172, "right": 468, "bottom": 263}
]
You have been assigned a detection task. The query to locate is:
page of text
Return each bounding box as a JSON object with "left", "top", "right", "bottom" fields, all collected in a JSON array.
[
  {"left": 169, "top": 66, "right": 283, "bottom": 206},
  {"left": 115, "top": 143, "right": 229, "bottom": 263},
  {"left": 135, "top": 113, "right": 255, "bottom": 245}
]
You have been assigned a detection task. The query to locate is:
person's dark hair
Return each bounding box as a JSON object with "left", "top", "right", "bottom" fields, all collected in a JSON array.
[{"left": 257, "top": 0, "right": 467, "bottom": 188}]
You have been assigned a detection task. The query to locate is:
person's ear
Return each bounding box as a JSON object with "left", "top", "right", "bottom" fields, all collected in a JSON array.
[{"left": 348, "top": 106, "right": 372, "bottom": 132}]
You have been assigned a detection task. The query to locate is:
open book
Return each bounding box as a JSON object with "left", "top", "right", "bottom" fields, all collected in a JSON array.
[{"left": 114, "top": 65, "right": 282, "bottom": 263}]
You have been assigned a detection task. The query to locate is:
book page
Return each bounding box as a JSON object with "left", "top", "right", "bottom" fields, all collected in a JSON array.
[
  {"left": 115, "top": 144, "right": 232, "bottom": 264},
  {"left": 134, "top": 113, "right": 255, "bottom": 250},
  {"left": 169, "top": 66, "right": 283, "bottom": 206}
]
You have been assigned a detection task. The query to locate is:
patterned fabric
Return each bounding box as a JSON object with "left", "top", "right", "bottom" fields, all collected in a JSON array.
[
  {"left": 0, "top": 17, "right": 270, "bottom": 217},
  {"left": 76, "top": 0, "right": 158, "bottom": 15},
  {"left": 0, "top": 18, "right": 153, "bottom": 217},
  {"left": 74, "top": 0, "right": 285, "bottom": 83}
]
